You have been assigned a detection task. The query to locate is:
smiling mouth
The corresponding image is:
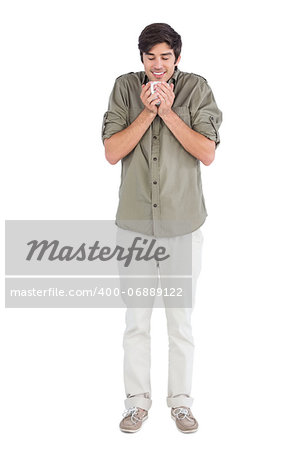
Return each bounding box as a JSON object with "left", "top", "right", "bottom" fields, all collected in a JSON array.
[{"left": 152, "top": 71, "right": 166, "bottom": 80}]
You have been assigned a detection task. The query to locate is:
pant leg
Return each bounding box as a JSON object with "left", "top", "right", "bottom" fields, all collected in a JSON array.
[
  {"left": 163, "top": 227, "right": 204, "bottom": 408},
  {"left": 123, "top": 306, "right": 154, "bottom": 410},
  {"left": 116, "top": 226, "right": 159, "bottom": 411}
]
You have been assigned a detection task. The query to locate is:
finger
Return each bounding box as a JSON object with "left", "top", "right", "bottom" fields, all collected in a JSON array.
[
  {"left": 156, "top": 86, "right": 169, "bottom": 100},
  {"left": 163, "top": 81, "right": 173, "bottom": 90},
  {"left": 147, "top": 95, "right": 159, "bottom": 106},
  {"left": 141, "top": 83, "right": 151, "bottom": 92},
  {"left": 147, "top": 92, "right": 160, "bottom": 104},
  {"left": 157, "top": 91, "right": 166, "bottom": 101},
  {"left": 157, "top": 85, "right": 174, "bottom": 104},
  {"left": 149, "top": 99, "right": 159, "bottom": 107},
  {"left": 155, "top": 86, "right": 166, "bottom": 98},
  {"left": 141, "top": 85, "right": 153, "bottom": 101},
  {"left": 156, "top": 83, "right": 169, "bottom": 94},
  {"left": 157, "top": 85, "right": 173, "bottom": 101}
]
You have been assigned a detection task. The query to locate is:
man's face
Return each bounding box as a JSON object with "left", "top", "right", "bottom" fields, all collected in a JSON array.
[{"left": 142, "top": 42, "right": 181, "bottom": 82}]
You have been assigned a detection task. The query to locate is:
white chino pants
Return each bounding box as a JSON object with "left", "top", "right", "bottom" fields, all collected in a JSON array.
[{"left": 117, "top": 226, "right": 204, "bottom": 411}]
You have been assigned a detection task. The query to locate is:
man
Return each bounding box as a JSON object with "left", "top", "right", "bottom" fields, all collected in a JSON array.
[{"left": 101, "top": 23, "right": 222, "bottom": 433}]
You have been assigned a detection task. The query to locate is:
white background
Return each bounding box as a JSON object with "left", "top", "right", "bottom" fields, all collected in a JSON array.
[{"left": 1, "top": 0, "right": 300, "bottom": 448}]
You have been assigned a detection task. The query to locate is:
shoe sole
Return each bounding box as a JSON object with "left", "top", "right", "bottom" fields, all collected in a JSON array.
[
  {"left": 119, "top": 414, "right": 148, "bottom": 433},
  {"left": 171, "top": 414, "right": 198, "bottom": 433}
]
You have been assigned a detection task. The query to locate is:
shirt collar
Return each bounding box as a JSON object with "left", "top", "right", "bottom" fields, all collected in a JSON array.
[{"left": 142, "top": 66, "right": 180, "bottom": 86}]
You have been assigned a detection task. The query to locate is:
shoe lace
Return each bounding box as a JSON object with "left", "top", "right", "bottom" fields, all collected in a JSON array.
[
  {"left": 122, "top": 406, "right": 144, "bottom": 424},
  {"left": 173, "top": 407, "right": 194, "bottom": 422}
]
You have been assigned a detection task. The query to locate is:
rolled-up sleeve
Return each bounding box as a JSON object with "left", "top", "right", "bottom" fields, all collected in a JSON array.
[
  {"left": 101, "top": 76, "right": 128, "bottom": 144},
  {"left": 191, "top": 79, "right": 223, "bottom": 148}
]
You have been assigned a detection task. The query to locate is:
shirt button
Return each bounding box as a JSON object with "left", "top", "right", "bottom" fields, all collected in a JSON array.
[
  {"left": 153, "top": 181, "right": 157, "bottom": 184},
  {"left": 153, "top": 136, "right": 157, "bottom": 140},
  {"left": 153, "top": 203, "right": 157, "bottom": 207},
  {"left": 153, "top": 157, "right": 157, "bottom": 161}
]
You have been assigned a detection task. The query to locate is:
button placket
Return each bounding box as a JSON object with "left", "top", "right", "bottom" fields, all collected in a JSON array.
[{"left": 151, "top": 117, "right": 160, "bottom": 234}]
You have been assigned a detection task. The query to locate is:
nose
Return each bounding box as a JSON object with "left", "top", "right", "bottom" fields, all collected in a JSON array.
[{"left": 153, "top": 58, "right": 164, "bottom": 69}]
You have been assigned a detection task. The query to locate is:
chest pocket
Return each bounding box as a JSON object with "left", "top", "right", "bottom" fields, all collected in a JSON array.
[{"left": 172, "top": 106, "right": 191, "bottom": 126}]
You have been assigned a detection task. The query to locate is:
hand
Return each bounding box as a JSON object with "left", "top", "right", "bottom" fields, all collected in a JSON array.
[
  {"left": 155, "top": 82, "right": 175, "bottom": 118},
  {"left": 140, "top": 83, "right": 159, "bottom": 116}
]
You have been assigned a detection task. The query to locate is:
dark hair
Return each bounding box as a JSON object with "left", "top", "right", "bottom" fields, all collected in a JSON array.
[{"left": 138, "top": 23, "right": 182, "bottom": 65}]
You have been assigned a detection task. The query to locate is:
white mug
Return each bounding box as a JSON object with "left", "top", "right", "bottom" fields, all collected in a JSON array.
[{"left": 149, "top": 81, "right": 161, "bottom": 106}]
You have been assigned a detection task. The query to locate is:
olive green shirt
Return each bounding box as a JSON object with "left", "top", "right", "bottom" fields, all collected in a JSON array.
[{"left": 101, "top": 67, "right": 222, "bottom": 237}]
